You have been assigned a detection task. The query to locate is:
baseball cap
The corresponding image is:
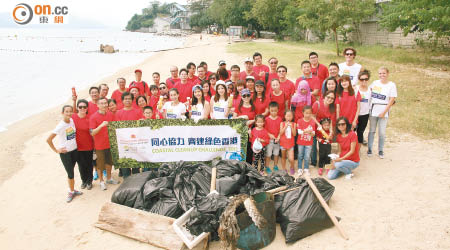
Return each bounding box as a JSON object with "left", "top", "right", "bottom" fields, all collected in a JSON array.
[
  {"left": 215, "top": 80, "right": 226, "bottom": 91},
  {"left": 134, "top": 69, "right": 142, "bottom": 73},
  {"left": 245, "top": 75, "right": 255, "bottom": 81},
  {"left": 255, "top": 80, "right": 264, "bottom": 86},
  {"left": 192, "top": 84, "right": 203, "bottom": 93},
  {"left": 243, "top": 57, "right": 253, "bottom": 63},
  {"left": 240, "top": 88, "right": 251, "bottom": 96},
  {"left": 218, "top": 60, "right": 226, "bottom": 66}
]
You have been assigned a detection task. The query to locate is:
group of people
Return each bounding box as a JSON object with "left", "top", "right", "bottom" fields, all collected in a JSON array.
[{"left": 47, "top": 48, "right": 397, "bottom": 203}]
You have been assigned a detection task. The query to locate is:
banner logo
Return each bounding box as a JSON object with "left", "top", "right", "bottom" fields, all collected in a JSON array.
[{"left": 12, "top": 3, "right": 33, "bottom": 25}]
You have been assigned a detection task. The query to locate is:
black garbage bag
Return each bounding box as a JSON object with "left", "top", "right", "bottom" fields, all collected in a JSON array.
[
  {"left": 213, "top": 159, "right": 247, "bottom": 177},
  {"left": 111, "top": 171, "right": 156, "bottom": 208},
  {"left": 278, "top": 177, "right": 336, "bottom": 243},
  {"left": 148, "top": 188, "right": 184, "bottom": 218},
  {"left": 216, "top": 174, "right": 246, "bottom": 196},
  {"left": 191, "top": 165, "right": 212, "bottom": 198},
  {"left": 172, "top": 161, "right": 199, "bottom": 211},
  {"left": 142, "top": 176, "right": 174, "bottom": 210},
  {"left": 267, "top": 171, "right": 295, "bottom": 186}
]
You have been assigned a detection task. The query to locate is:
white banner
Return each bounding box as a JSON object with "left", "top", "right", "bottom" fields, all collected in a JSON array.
[{"left": 115, "top": 125, "right": 242, "bottom": 162}]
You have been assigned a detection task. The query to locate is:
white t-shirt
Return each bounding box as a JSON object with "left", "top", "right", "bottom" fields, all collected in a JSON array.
[
  {"left": 212, "top": 99, "right": 228, "bottom": 119},
  {"left": 355, "top": 86, "right": 371, "bottom": 116},
  {"left": 163, "top": 101, "right": 186, "bottom": 119},
  {"left": 191, "top": 103, "right": 205, "bottom": 121},
  {"left": 52, "top": 118, "right": 77, "bottom": 152},
  {"left": 369, "top": 80, "right": 397, "bottom": 117},
  {"left": 339, "top": 62, "right": 362, "bottom": 86}
]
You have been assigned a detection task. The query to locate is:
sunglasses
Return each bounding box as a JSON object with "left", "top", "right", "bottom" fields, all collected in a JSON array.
[
  {"left": 78, "top": 106, "right": 87, "bottom": 109},
  {"left": 345, "top": 53, "right": 354, "bottom": 56},
  {"left": 242, "top": 94, "right": 251, "bottom": 98},
  {"left": 360, "top": 78, "right": 369, "bottom": 81},
  {"left": 159, "top": 87, "right": 166, "bottom": 90},
  {"left": 337, "top": 123, "right": 346, "bottom": 126}
]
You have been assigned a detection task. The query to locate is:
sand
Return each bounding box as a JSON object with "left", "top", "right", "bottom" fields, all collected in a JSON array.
[{"left": 0, "top": 34, "right": 449, "bottom": 250}]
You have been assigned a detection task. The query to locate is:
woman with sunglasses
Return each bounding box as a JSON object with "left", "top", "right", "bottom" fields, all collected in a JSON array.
[
  {"left": 312, "top": 90, "right": 337, "bottom": 136},
  {"left": 328, "top": 117, "right": 360, "bottom": 180},
  {"left": 234, "top": 88, "right": 256, "bottom": 165},
  {"left": 355, "top": 70, "right": 371, "bottom": 145},
  {"left": 208, "top": 73, "right": 217, "bottom": 96},
  {"left": 338, "top": 47, "right": 362, "bottom": 86}
]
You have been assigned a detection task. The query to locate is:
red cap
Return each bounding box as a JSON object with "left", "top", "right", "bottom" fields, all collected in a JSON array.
[{"left": 134, "top": 69, "right": 142, "bottom": 73}]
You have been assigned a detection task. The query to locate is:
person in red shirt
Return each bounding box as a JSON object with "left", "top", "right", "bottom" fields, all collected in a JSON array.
[
  {"left": 194, "top": 65, "right": 207, "bottom": 84},
  {"left": 268, "top": 79, "right": 288, "bottom": 117},
  {"left": 309, "top": 52, "right": 329, "bottom": 86},
  {"left": 148, "top": 85, "right": 160, "bottom": 119},
  {"left": 174, "top": 68, "right": 193, "bottom": 104},
  {"left": 87, "top": 86, "right": 99, "bottom": 115},
  {"left": 115, "top": 92, "right": 141, "bottom": 121},
  {"left": 72, "top": 99, "right": 94, "bottom": 190},
  {"left": 322, "top": 62, "right": 341, "bottom": 94},
  {"left": 136, "top": 95, "right": 148, "bottom": 118},
  {"left": 313, "top": 90, "right": 337, "bottom": 136},
  {"left": 166, "top": 66, "right": 181, "bottom": 89},
  {"left": 233, "top": 88, "right": 256, "bottom": 127},
  {"left": 336, "top": 75, "right": 361, "bottom": 130},
  {"left": 199, "top": 61, "right": 213, "bottom": 79},
  {"left": 218, "top": 60, "right": 231, "bottom": 78},
  {"left": 279, "top": 109, "right": 297, "bottom": 175},
  {"left": 129, "top": 69, "right": 149, "bottom": 99},
  {"left": 276, "top": 65, "right": 295, "bottom": 102},
  {"left": 291, "top": 80, "right": 312, "bottom": 122},
  {"left": 295, "top": 61, "right": 321, "bottom": 101},
  {"left": 327, "top": 117, "right": 360, "bottom": 180},
  {"left": 208, "top": 73, "right": 217, "bottom": 96},
  {"left": 263, "top": 57, "right": 279, "bottom": 89},
  {"left": 229, "top": 65, "right": 240, "bottom": 84},
  {"left": 151, "top": 72, "right": 161, "bottom": 89},
  {"left": 202, "top": 80, "right": 212, "bottom": 102},
  {"left": 111, "top": 77, "right": 127, "bottom": 110},
  {"left": 245, "top": 76, "right": 256, "bottom": 95},
  {"left": 253, "top": 80, "right": 269, "bottom": 116},
  {"left": 296, "top": 105, "right": 316, "bottom": 176},
  {"left": 239, "top": 57, "right": 260, "bottom": 81},
  {"left": 249, "top": 115, "right": 270, "bottom": 173},
  {"left": 129, "top": 86, "right": 140, "bottom": 109},
  {"left": 232, "top": 80, "right": 245, "bottom": 114},
  {"left": 186, "top": 62, "right": 199, "bottom": 85},
  {"left": 99, "top": 84, "right": 109, "bottom": 99},
  {"left": 322, "top": 76, "right": 339, "bottom": 99},
  {"left": 265, "top": 102, "right": 282, "bottom": 173},
  {"left": 142, "top": 106, "right": 154, "bottom": 120},
  {"left": 108, "top": 99, "right": 117, "bottom": 115},
  {"left": 89, "top": 97, "right": 120, "bottom": 190},
  {"left": 252, "top": 52, "right": 270, "bottom": 80}
]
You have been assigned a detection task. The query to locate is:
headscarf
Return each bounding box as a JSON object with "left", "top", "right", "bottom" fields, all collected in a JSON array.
[{"left": 291, "top": 80, "right": 311, "bottom": 107}]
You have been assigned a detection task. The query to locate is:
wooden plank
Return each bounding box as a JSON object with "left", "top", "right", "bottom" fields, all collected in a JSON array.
[{"left": 94, "top": 202, "right": 185, "bottom": 250}]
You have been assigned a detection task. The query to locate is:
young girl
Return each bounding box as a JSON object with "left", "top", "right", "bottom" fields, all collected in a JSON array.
[
  {"left": 336, "top": 75, "right": 361, "bottom": 130},
  {"left": 250, "top": 115, "right": 270, "bottom": 174},
  {"left": 291, "top": 80, "right": 311, "bottom": 122},
  {"left": 210, "top": 81, "right": 229, "bottom": 119},
  {"left": 253, "top": 80, "right": 269, "bottom": 116},
  {"left": 162, "top": 88, "right": 187, "bottom": 119},
  {"left": 279, "top": 109, "right": 297, "bottom": 175},
  {"left": 233, "top": 88, "right": 256, "bottom": 127},
  {"left": 46, "top": 105, "right": 82, "bottom": 202},
  {"left": 269, "top": 79, "right": 288, "bottom": 117},
  {"left": 190, "top": 85, "right": 210, "bottom": 121},
  {"left": 317, "top": 118, "right": 332, "bottom": 176},
  {"left": 296, "top": 105, "right": 316, "bottom": 176},
  {"left": 355, "top": 70, "right": 371, "bottom": 144}
]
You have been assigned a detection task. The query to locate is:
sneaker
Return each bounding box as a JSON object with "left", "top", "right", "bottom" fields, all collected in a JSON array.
[
  {"left": 304, "top": 169, "right": 310, "bottom": 176},
  {"left": 318, "top": 168, "right": 323, "bottom": 176},
  {"left": 80, "top": 182, "right": 87, "bottom": 189},
  {"left": 273, "top": 166, "right": 279, "bottom": 171},
  {"left": 93, "top": 170, "right": 98, "bottom": 180},
  {"left": 367, "top": 149, "right": 373, "bottom": 157},
  {"left": 103, "top": 170, "right": 107, "bottom": 178},
  {"left": 345, "top": 173, "right": 354, "bottom": 180},
  {"left": 73, "top": 190, "right": 83, "bottom": 196},
  {"left": 66, "top": 192, "right": 75, "bottom": 203},
  {"left": 100, "top": 181, "right": 107, "bottom": 191},
  {"left": 297, "top": 169, "right": 303, "bottom": 176},
  {"left": 106, "top": 179, "right": 120, "bottom": 185},
  {"left": 289, "top": 168, "right": 295, "bottom": 175},
  {"left": 86, "top": 183, "right": 92, "bottom": 190},
  {"left": 265, "top": 167, "right": 272, "bottom": 174},
  {"left": 379, "top": 151, "right": 384, "bottom": 159}
]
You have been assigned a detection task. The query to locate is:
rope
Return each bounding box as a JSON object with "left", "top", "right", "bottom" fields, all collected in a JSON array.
[{"left": 218, "top": 194, "right": 266, "bottom": 250}]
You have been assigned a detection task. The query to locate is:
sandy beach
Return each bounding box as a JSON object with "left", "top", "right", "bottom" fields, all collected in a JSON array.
[{"left": 0, "top": 34, "right": 449, "bottom": 250}]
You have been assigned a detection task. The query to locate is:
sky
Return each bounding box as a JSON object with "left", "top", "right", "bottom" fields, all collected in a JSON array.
[{"left": 0, "top": 0, "right": 187, "bottom": 29}]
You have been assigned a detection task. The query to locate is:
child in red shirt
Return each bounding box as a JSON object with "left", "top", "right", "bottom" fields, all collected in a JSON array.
[
  {"left": 265, "top": 102, "right": 282, "bottom": 173},
  {"left": 268, "top": 79, "right": 288, "bottom": 117},
  {"left": 148, "top": 85, "right": 160, "bottom": 119},
  {"left": 296, "top": 105, "right": 316, "bottom": 176},
  {"left": 142, "top": 106, "right": 154, "bottom": 120},
  {"left": 279, "top": 109, "right": 297, "bottom": 175},
  {"left": 250, "top": 115, "right": 270, "bottom": 174},
  {"left": 317, "top": 118, "right": 332, "bottom": 176}
]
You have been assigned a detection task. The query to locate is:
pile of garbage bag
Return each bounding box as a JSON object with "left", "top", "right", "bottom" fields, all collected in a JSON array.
[{"left": 111, "top": 159, "right": 336, "bottom": 244}]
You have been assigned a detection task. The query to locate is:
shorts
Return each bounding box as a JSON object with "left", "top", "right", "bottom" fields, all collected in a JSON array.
[
  {"left": 280, "top": 145, "right": 294, "bottom": 151},
  {"left": 95, "top": 148, "right": 113, "bottom": 171},
  {"left": 59, "top": 149, "right": 78, "bottom": 179},
  {"left": 265, "top": 140, "right": 280, "bottom": 157}
]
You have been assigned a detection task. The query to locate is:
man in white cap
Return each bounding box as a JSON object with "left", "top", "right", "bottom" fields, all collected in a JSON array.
[
  {"left": 218, "top": 60, "right": 231, "bottom": 77},
  {"left": 239, "top": 57, "right": 260, "bottom": 81}
]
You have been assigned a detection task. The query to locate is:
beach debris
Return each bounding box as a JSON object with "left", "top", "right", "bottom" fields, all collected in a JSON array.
[{"left": 100, "top": 44, "right": 116, "bottom": 53}]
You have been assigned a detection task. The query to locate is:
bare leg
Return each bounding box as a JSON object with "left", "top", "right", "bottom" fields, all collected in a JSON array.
[
  {"left": 281, "top": 150, "right": 287, "bottom": 170},
  {"left": 274, "top": 155, "right": 279, "bottom": 166},
  {"left": 288, "top": 148, "right": 295, "bottom": 170},
  {"left": 106, "top": 164, "right": 112, "bottom": 181}
]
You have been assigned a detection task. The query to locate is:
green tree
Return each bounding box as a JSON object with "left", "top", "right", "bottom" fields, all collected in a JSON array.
[
  {"left": 281, "top": 1, "right": 305, "bottom": 40},
  {"left": 296, "top": 0, "right": 375, "bottom": 55},
  {"left": 189, "top": 0, "right": 214, "bottom": 29},
  {"left": 379, "top": 0, "right": 450, "bottom": 39},
  {"left": 208, "top": 0, "right": 261, "bottom": 35},
  {"left": 248, "top": 0, "right": 290, "bottom": 38}
]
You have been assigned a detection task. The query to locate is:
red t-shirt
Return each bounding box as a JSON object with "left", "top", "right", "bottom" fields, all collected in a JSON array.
[
  {"left": 268, "top": 91, "right": 287, "bottom": 117},
  {"left": 312, "top": 99, "right": 336, "bottom": 127},
  {"left": 115, "top": 108, "right": 141, "bottom": 121},
  {"left": 233, "top": 96, "right": 241, "bottom": 110},
  {"left": 295, "top": 76, "right": 321, "bottom": 97},
  {"left": 337, "top": 131, "right": 360, "bottom": 162},
  {"left": 262, "top": 72, "right": 279, "bottom": 88},
  {"left": 89, "top": 111, "right": 115, "bottom": 150},
  {"left": 253, "top": 64, "right": 270, "bottom": 76},
  {"left": 129, "top": 81, "right": 149, "bottom": 96},
  {"left": 311, "top": 64, "right": 329, "bottom": 87},
  {"left": 236, "top": 106, "right": 256, "bottom": 121},
  {"left": 71, "top": 114, "right": 94, "bottom": 151},
  {"left": 88, "top": 101, "right": 98, "bottom": 116},
  {"left": 187, "top": 75, "right": 199, "bottom": 86},
  {"left": 166, "top": 77, "right": 181, "bottom": 89},
  {"left": 293, "top": 102, "right": 308, "bottom": 122},
  {"left": 253, "top": 95, "right": 270, "bottom": 115},
  {"left": 279, "top": 79, "right": 295, "bottom": 100},
  {"left": 111, "top": 89, "right": 125, "bottom": 110},
  {"left": 174, "top": 81, "right": 194, "bottom": 103},
  {"left": 296, "top": 118, "right": 316, "bottom": 146},
  {"left": 250, "top": 128, "right": 270, "bottom": 147},
  {"left": 205, "top": 71, "right": 213, "bottom": 79},
  {"left": 239, "top": 71, "right": 260, "bottom": 81},
  {"left": 337, "top": 91, "right": 361, "bottom": 124},
  {"left": 265, "top": 116, "right": 282, "bottom": 138},
  {"left": 279, "top": 121, "right": 295, "bottom": 149}
]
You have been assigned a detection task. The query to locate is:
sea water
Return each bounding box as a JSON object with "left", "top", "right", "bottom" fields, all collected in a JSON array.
[{"left": 0, "top": 28, "right": 184, "bottom": 132}]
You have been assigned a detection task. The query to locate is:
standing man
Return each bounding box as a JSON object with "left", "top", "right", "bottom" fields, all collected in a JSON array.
[
  {"left": 239, "top": 57, "right": 260, "bottom": 81},
  {"left": 277, "top": 65, "right": 295, "bottom": 101},
  {"left": 229, "top": 65, "right": 241, "bottom": 84},
  {"left": 99, "top": 84, "right": 109, "bottom": 99},
  {"left": 186, "top": 62, "right": 198, "bottom": 85},
  {"left": 129, "top": 69, "right": 149, "bottom": 98},
  {"left": 166, "top": 66, "right": 181, "bottom": 89},
  {"left": 87, "top": 86, "right": 100, "bottom": 115},
  {"left": 265, "top": 57, "right": 280, "bottom": 91},
  {"left": 194, "top": 65, "right": 207, "bottom": 84},
  {"left": 339, "top": 47, "right": 362, "bottom": 86},
  {"left": 89, "top": 97, "right": 120, "bottom": 190},
  {"left": 252, "top": 52, "right": 270, "bottom": 80},
  {"left": 199, "top": 61, "right": 213, "bottom": 79},
  {"left": 309, "top": 52, "right": 329, "bottom": 86},
  {"left": 111, "top": 78, "right": 127, "bottom": 110},
  {"left": 151, "top": 72, "right": 161, "bottom": 87},
  {"left": 295, "top": 61, "right": 321, "bottom": 101}
]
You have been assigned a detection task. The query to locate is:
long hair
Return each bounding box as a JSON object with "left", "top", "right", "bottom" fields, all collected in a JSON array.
[
  {"left": 335, "top": 116, "right": 351, "bottom": 134},
  {"left": 217, "top": 68, "right": 229, "bottom": 80},
  {"left": 337, "top": 75, "right": 355, "bottom": 96},
  {"left": 214, "top": 83, "right": 228, "bottom": 102},
  {"left": 323, "top": 76, "right": 338, "bottom": 98},
  {"left": 201, "top": 80, "right": 211, "bottom": 98},
  {"left": 192, "top": 87, "right": 205, "bottom": 106},
  {"left": 323, "top": 90, "right": 336, "bottom": 114},
  {"left": 252, "top": 83, "right": 266, "bottom": 103},
  {"left": 238, "top": 96, "right": 255, "bottom": 113}
]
